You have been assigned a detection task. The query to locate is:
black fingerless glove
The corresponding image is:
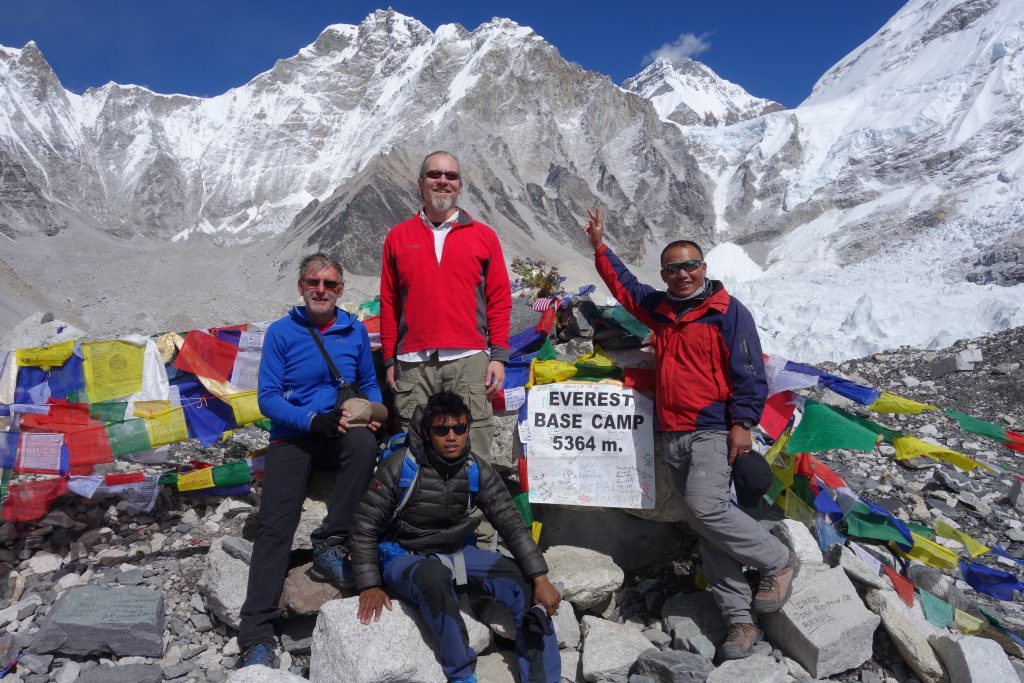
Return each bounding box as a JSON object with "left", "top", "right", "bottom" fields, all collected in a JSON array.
[
  {"left": 525, "top": 604, "right": 553, "bottom": 636},
  {"left": 310, "top": 412, "right": 341, "bottom": 437}
]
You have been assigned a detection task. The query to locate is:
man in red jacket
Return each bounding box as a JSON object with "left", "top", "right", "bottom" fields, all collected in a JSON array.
[
  {"left": 583, "top": 209, "right": 798, "bottom": 661},
  {"left": 380, "top": 151, "right": 512, "bottom": 459}
]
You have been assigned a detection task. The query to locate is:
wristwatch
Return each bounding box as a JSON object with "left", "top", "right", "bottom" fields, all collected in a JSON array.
[{"left": 733, "top": 419, "right": 755, "bottom": 430}]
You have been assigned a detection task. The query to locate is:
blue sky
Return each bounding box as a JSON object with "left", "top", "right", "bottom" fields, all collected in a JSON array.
[{"left": 2, "top": 1, "right": 907, "bottom": 108}]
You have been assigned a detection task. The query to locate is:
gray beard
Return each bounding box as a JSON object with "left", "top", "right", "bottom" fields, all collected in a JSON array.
[{"left": 430, "top": 195, "right": 455, "bottom": 213}]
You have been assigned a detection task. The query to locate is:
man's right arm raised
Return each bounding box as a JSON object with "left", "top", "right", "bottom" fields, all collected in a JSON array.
[{"left": 582, "top": 208, "right": 660, "bottom": 330}]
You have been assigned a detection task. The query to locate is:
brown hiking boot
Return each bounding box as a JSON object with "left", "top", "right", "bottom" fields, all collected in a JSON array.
[
  {"left": 719, "top": 622, "right": 763, "bottom": 660},
  {"left": 752, "top": 551, "right": 801, "bottom": 613}
]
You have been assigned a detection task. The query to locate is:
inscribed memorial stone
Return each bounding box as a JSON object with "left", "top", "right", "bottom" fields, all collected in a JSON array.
[
  {"left": 30, "top": 585, "right": 164, "bottom": 657},
  {"left": 761, "top": 567, "right": 879, "bottom": 678}
]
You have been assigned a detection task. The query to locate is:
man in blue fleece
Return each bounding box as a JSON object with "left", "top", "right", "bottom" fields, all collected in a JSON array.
[{"left": 238, "top": 252, "right": 382, "bottom": 667}]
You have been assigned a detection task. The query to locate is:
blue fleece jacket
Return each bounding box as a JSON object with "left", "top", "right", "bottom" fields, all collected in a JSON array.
[{"left": 258, "top": 306, "right": 382, "bottom": 440}]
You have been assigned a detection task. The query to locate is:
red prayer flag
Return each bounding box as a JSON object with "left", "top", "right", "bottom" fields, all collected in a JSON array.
[
  {"left": 518, "top": 458, "right": 529, "bottom": 492},
  {"left": 795, "top": 452, "right": 847, "bottom": 491},
  {"left": 362, "top": 316, "right": 380, "bottom": 335},
  {"left": 759, "top": 391, "right": 797, "bottom": 440},
  {"left": 2, "top": 477, "right": 68, "bottom": 522},
  {"left": 1005, "top": 431, "right": 1024, "bottom": 454},
  {"left": 65, "top": 426, "right": 114, "bottom": 472},
  {"left": 535, "top": 308, "right": 557, "bottom": 335},
  {"left": 173, "top": 330, "right": 239, "bottom": 383},
  {"left": 883, "top": 565, "right": 915, "bottom": 607},
  {"left": 104, "top": 472, "right": 146, "bottom": 485}
]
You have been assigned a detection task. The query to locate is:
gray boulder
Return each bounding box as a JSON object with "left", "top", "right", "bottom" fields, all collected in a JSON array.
[
  {"left": 580, "top": 617, "right": 655, "bottom": 682},
  {"left": 929, "top": 633, "right": 1015, "bottom": 683},
  {"left": 660, "top": 591, "right": 725, "bottom": 660},
  {"left": 198, "top": 536, "right": 252, "bottom": 629},
  {"left": 546, "top": 546, "right": 624, "bottom": 610},
  {"left": 630, "top": 648, "right": 714, "bottom": 682}
]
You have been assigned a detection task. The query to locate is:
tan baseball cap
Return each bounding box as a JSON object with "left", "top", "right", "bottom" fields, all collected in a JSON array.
[{"left": 342, "top": 398, "right": 389, "bottom": 428}]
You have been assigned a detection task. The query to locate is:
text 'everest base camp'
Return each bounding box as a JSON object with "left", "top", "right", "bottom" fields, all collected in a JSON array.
[{"left": 2, "top": 0, "right": 1024, "bottom": 682}]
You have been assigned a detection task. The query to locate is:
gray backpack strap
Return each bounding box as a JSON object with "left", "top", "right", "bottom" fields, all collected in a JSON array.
[{"left": 435, "top": 550, "right": 468, "bottom": 586}]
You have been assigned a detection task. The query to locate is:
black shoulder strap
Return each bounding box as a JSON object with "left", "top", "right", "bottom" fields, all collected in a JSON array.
[{"left": 306, "top": 324, "right": 349, "bottom": 387}]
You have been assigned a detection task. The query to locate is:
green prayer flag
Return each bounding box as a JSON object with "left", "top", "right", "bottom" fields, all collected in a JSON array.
[
  {"left": 158, "top": 472, "right": 179, "bottom": 486},
  {"left": 791, "top": 476, "right": 816, "bottom": 508},
  {"left": 513, "top": 492, "right": 533, "bottom": 526},
  {"left": 536, "top": 339, "right": 557, "bottom": 361},
  {"left": 0, "top": 465, "right": 10, "bottom": 503},
  {"left": 254, "top": 419, "right": 272, "bottom": 431},
  {"left": 213, "top": 460, "right": 251, "bottom": 488},
  {"left": 906, "top": 522, "right": 935, "bottom": 539},
  {"left": 786, "top": 400, "right": 881, "bottom": 453},
  {"left": 106, "top": 419, "right": 152, "bottom": 456},
  {"left": 844, "top": 504, "right": 909, "bottom": 544},
  {"left": 595, "top": 305, "right": 651, "bottom": 341},
  {"left": 90, "top": 401, "right": 127, "bottom": 423},
  {"left": 66, "top": 391, "right": 84, "bottom": 404},
  {"left": 573, "top": 363, "right": 623, "bottom": 380},
  {"left": 918, "top": 588, "right": 953, "bottom": 628},
  {"left": 766, "top": 477, "right": 785, "bottom": 504},
  {"left": 358, "top": 299, "right": 381, "bottom": 316},
  {"left": 944, "top": 410, "right": 1008, "bottom": 442}
]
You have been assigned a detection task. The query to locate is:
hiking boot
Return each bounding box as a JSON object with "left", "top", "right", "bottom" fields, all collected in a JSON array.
[
  {"left": 311, "top": 541, "right": 356, "bottom": 590},
  {"left": 752, "top": 551, "right": 801, "bottom": 613},
  {"left": 240, "top": 639, "right": 278, "bottom": 668},
  {"left": 719, "top": 622, "right": 763, "bottom": 660}
]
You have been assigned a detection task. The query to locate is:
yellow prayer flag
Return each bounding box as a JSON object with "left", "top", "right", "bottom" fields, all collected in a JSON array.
[
  {"left": 178, "top": 467, "right": 216, "bottom": 492},
  {"left": 145, "top": 407, "right": 189, "bottom": 447},
  {"left": 954, "top": 609, "right": 988, "bottom": 635},
  {"left": 15, "top": 340, "right": 75, "bottom": 369},
  {"left": 133, "top": 400, "right": 172, "bottom": 417},
  {"left": 531, "top": 521, "right": 542, "bottom": 544},
  {"left": 764, "top": 428, "right": 791, "bottom": 466},
  {"left": 82, "top": 340, "right": 145, "bottom": 403},
  {"left": 770, "top": 451, "right": 796, "bottom": 488},
  {"left": 893, "top": 434, "right": 995, "bottom": 473},
  {"left": 784, "top": 489, "right": 816, "bottom": 528},
  {"left": 934, "top": 519, "right": 989, "bottom": 558},
  {"left": 155, "top": 333, "right": 179, "bottom": 364},
  {"left": 695, "top": 564, "right": 709, "bottom": 590},
  {"left": 868, "top": 391, "right": 937, "bottom": 414},
  {"left": 895, "top": 532, "right": 960, "bottom": 570},
  {"left": 229, "top": 392, "right": 265, "bottom": 425}
]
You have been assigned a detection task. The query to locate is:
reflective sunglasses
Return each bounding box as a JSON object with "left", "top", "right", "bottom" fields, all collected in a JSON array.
[
  {"left": 661, "top": 260, "right": 703, "bottom": 275},
  {"left": 424, "top": 170, "right": 461, "bottom": 181},
  {"left": 301, "top": 278, "right": 342, "bottom": 290},
  {"left": 430, "top": 423, "right": 470, "bottom": 436}
]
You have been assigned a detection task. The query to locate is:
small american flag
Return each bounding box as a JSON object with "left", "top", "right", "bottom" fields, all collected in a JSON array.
[{"left": 532, "top": 297, "right": 555, "bottom": 311}]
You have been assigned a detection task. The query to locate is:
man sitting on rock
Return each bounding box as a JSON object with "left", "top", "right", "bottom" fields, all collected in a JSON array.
[
  {"left": 583, "top": 209, "right": 799, "bottom": 661},
  {"left": 351, "top": 391, "right": 561, "bottom": 683},
  {"left": 237, "top": 252, "right": 382, "bottom": 668}
]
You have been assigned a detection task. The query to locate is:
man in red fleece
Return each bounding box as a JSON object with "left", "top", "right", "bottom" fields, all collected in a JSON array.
[{"left": 379, "top": 151, "right": 512, "bottom": 459}]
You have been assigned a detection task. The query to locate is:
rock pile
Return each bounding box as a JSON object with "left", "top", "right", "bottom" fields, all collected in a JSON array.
[{"left": 2, "top": 326, "right": 1024, "bottom": 681}]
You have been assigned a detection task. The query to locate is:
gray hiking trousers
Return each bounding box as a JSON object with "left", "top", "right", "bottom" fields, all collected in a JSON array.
[{"left": 664, "top": 430, "right": 790, "bottom": 624}]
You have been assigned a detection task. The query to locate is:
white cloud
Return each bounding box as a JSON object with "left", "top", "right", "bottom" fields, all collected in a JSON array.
[{"left": 643, "top": 32, "right": 711, "bottom": 65}]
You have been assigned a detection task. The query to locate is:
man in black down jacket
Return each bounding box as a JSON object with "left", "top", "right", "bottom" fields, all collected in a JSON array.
[{"left": 351, "top": 391, "right": 561, "bottom": 683}]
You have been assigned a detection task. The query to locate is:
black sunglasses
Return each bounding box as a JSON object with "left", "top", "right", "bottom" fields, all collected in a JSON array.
[
  {"left": 302, "top": 278, "right": 342, "bottom": 291},
  {"left": 430, "top": 423, "right": 469, "bottom": 436},
  {"left": 424, "top": 170, "right": 461, "bottom": 181},
  {"left": 661, "top": 260, "right": 703, "bottom": 275}
]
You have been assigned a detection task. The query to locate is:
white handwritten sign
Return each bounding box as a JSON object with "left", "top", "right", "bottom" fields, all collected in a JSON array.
[{"left": 520, "top": 383, "right": 654, "bottom": 508}]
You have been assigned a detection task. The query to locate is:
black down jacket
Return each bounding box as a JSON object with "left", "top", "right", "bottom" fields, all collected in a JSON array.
[{"left": 350, "top": 412, "right": 548, "bottom": 591}]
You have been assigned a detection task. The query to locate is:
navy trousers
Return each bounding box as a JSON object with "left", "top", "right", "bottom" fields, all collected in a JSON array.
[{"left": 383, "top": 546, "right": 561, "bottom": 682}]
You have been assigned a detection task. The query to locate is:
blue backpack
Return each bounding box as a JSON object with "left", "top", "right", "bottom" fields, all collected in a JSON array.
[{"left": 377, "top": 433, "right": 480, "bottom": 574}]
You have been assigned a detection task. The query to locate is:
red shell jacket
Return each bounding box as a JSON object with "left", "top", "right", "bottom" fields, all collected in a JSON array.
[
  {"left": 380, "top": 211, "right": 512, "bottom": 365},
  {"left": 595, "top": 245, "right": 768, "bottom": 432}
]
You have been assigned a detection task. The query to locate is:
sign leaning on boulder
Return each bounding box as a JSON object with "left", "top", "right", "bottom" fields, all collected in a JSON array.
[{"left": 519, "top": 382, "right": 655, "bottom": 508}]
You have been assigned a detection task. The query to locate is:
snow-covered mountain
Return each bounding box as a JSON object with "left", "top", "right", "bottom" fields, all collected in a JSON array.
[
  {"left": 623, "top": 57, "right": 784, "bottom": 127},
  {"left": 1, "top": 1, "right": 1023, "bottom": 362}
]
